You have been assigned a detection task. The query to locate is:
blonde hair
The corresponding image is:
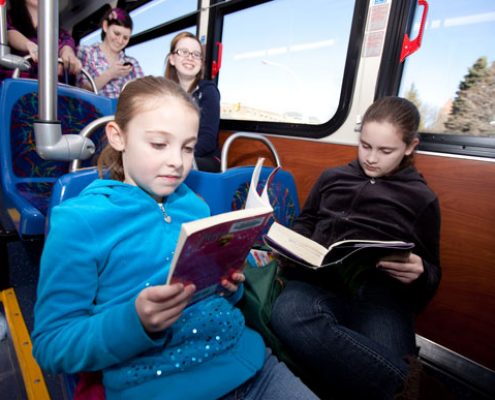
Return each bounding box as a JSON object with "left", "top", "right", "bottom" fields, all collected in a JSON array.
[
  {"left": 97, "top": 76, "right": 200, "bottom": 181},
  {"left": 164, "top": 32, "right": 204, "bottom": 93}
]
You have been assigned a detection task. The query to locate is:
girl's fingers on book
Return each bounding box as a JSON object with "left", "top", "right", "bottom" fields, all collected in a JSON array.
[
  {"left": 136, "top": 284, "right": 195, "bottom": 314},
  {"left": 231, "top": 272, "right": 245, "bottom": 282},
  {"left": 220, "top": 279, "right": 239, "bottom": 293},
  {"left": 143, "top": 302, "right": 188, "bottom": 332}
]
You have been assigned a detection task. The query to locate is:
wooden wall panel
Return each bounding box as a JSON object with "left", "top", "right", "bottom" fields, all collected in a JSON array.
[{"left": 220, "top": 132, "right": 495, "bottom": 370}]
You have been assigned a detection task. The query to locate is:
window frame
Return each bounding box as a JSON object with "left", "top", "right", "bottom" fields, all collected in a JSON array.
[
  {"left": 375, "top": 0, "right": 495, "bottom": 159},
  {"left": 210, "top": 0, "right": 369, "bottom": 138}
]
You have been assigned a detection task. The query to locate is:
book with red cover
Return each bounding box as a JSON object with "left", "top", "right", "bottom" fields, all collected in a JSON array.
[{"left": 166, "top": 158, "right": 277, "bottom": 303}]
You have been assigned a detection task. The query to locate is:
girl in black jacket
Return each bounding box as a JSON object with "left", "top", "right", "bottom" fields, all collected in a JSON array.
[{"left": 271, "top": 96, "right": 441, "bottom": 400}]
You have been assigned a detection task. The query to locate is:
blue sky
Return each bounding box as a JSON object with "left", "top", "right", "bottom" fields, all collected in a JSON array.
[{"left": 400, "top": 0, "right": 495, "bottom": 111}]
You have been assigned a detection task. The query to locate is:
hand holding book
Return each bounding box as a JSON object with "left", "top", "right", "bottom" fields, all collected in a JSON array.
[
  {"left": 166, "top": 158, "right": 276, "bottom": 304},
  {"left": 264, "top": 221, "right": 415, "bottom": 290},
  {"left": 264, "top": 222, "right": 414, "bottom": 269}
]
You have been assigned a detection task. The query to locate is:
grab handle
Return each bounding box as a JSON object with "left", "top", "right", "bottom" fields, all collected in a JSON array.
[
  {"left": 211, "top": 41, "right": 223, "bottom": 79},
  {"left": 12, "top": 56, "right": 98, "bottom": 94},
  {"left": 70, "top": 115, "right": 114, "bottom": 172},
  {"left": 400, "top": 0, "right": 428, "bottom": 62},
  {"left": 221, "top": 132, "right": 281, "bottom": 172}
]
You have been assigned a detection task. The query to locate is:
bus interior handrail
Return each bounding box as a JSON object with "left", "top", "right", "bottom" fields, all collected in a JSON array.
[
  {"left": 221, "top": 132, "right": 282, "bottom": 172},
  {"left": 12, "top": 56, "right": 98, "bottom": 94},
  {"left": 69, "top": 115, "right": 115, "bottom": 172}
]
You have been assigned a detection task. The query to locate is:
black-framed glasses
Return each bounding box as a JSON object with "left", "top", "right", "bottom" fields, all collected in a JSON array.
[{"left": 174, "top": 48, "right": 203, "bottom": 60}]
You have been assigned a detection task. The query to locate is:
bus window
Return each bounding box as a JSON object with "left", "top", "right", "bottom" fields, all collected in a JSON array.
[
  {"left": 218, "top": 0, "right": 356, "bottom": 126},
  {"left": 399, "top": 0, "right": 495, "bottom": 142},
  {"left": 127, "top": 0, "right": 197, "bottom": 36}
]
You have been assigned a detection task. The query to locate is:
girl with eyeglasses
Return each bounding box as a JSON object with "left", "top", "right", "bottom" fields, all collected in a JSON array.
[{"left": 165, "top": 32, "right": 221, "bottom": 172}]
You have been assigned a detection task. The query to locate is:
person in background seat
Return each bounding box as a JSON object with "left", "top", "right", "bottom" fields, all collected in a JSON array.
[
  {"left": 77, "top": 7, "right": 143, "bottom": 98},
  {"left": 165, "top": 32, "right": 221, "bottom": 172},
  {"left": 0, "top": 0, "right": 81, "bottom": 81}
]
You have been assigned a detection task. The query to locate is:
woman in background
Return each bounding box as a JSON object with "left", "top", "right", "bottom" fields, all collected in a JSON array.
[
  {"left": 165, "top": 32, "right": 221, "bottom": 172},
  {"left": 77, "top": 7, "right": 143, "bottom": 98},
  {"left": 1, "top": 0, "right": 81, "bottom": 80}
]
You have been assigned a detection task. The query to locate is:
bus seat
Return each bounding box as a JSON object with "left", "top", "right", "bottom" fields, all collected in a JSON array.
[
  {"left": 49, "top": 166, "right": 300, "bottom": 228},
  {"left": 0, "top": 78, "right": 114, "bottom": 237},
  {"left": 186, "top": 165, "right": 300, "bottom": 249}
]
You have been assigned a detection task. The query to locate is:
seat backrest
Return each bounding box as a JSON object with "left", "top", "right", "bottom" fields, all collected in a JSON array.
[
  {"left": 5, "top": 79, "right": 113, "bottom": 178},
  {"left": 0, "top": 79, "right": 115, "bottom": 236},
  {"left": 185, "top": 166, "right": 300, "bottom": 227},
  {"left": 48, "top": 166, "right": 300, "bottom": 231}
]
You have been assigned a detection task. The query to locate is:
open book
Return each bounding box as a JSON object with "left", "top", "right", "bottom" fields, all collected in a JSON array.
[
  {"left": 166, "top": 158, "right": 278, "bottom": 303},
  {"left": 264, "top": 222, "right": 415, "bottom": 269}
]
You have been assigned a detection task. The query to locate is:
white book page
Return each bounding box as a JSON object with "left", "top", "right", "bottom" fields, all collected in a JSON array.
[
  {"left": 266, "top": 222, "right": 328, "bottom": 266},
  {"left": 244, "top": 157, "right": 274, "bottom": 210}
]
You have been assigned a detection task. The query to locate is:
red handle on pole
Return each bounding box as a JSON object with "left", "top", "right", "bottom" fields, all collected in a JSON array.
[
  {"left": 211, "top": 42, "right": 223, "bottom": 79},
  {"left": 400, "top": 0, "right": 428, "bottom": 62}
]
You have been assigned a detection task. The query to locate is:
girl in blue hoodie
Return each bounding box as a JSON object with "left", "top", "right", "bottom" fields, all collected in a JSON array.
[{"left": 32, "top": 76, "right": 316, "bottom": 400}]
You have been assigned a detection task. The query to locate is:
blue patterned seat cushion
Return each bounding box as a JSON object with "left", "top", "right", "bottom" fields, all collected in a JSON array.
[
  {"left": 11, "top": 92, "right": 106, "bottom": 178},
  {"left": 10, "top": 92, "right": 106, "bottom": 216},
  {"left": 231, "top": 178, "right": 298, "bottom": 247}
]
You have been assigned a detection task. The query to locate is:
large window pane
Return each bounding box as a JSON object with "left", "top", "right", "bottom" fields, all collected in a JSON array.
[
  {"left": 218, "top": 0, "right": 355, "bottom": 125},
  {"left": 129, "top": 0, "right": 197, "bottom": 36},
  {"left": 80, "top": 0, "right": 197, "bottom": 46},
  {"left": 399, "top": 0, "right": 495, "bottom": 137}
]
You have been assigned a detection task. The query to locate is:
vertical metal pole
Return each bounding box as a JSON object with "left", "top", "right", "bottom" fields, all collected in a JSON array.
[
  {"left": 38, "top": 0, "right": 58, "bottom": 121},
  {"left": 0, "top": 1, "right": 7, "bottom": 49}
]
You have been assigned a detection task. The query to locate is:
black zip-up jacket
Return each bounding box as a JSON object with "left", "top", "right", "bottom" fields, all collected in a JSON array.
[{"left": 288, "top": 160, "right": 441, "bottom": 312}]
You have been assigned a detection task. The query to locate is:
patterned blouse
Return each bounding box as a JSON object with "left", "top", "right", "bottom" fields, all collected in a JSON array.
[{"left": 77, "top": 43, "right": 144, "bottom": 98}]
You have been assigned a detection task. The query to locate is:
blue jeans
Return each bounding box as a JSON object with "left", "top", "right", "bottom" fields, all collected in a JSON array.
[
  {"left": 271, "top": 280, "right": 417, "bottom": 400},
  {"left": 219, "top": 350, "right": 318, "bottom": 400}
]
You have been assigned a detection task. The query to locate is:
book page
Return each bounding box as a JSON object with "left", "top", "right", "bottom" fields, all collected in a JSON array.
[
  {"left": 244, "top": 157, "right": 277, "bottom": 210},
  {"left": 264, "top": 222, "right": 328, "bottom": 267}
]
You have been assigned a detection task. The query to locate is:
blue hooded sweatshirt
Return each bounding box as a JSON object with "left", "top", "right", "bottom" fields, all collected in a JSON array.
[{"left": 32, "top": 179, "right": 265, "bottom": 400}]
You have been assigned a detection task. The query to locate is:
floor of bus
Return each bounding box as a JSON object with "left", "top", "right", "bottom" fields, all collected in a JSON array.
[
  {"left": 2, "top": 239, "right": 68, "bottom": 400},
  {"left": 1, "top": 239, "right": 493, "bottom": 400}
]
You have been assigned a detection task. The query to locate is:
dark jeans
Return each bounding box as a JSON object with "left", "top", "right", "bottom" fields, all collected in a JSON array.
[{"left": 271, "top": 279, "right": 417, "bottom": 400}]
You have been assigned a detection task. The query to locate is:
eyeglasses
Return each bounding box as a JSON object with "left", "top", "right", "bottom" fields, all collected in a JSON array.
[{"left": 174, "top": 48, "right": 203, "bottom": 60}]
